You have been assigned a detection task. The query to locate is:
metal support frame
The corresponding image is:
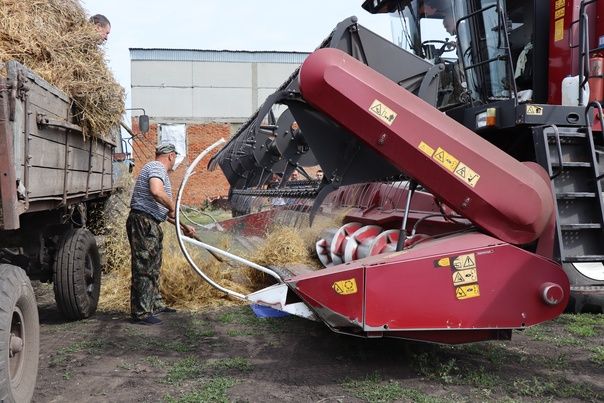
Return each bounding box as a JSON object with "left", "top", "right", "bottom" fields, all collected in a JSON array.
[
  {"left": 85, "top": 140, "right": 93, "bottom": 197},
  {"left": 0, "top": 79, "right": 19, "bottom": 229},
  {"left": 62, "top": 129, "right": 70, "bottom": 205},
  {"left": 395, "top": 181, "right": 417, "bottom": 251},
  {"left": 22, "top": 76, "right": 30, "bottom": 210}
]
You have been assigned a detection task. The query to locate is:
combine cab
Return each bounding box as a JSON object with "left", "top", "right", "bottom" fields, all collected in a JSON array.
[{"left": 176, "top": 0, "right": 604, "bottom": 344}]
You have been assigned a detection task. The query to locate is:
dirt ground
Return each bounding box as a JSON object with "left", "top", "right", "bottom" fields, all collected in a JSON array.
[{"left": 32, "top": 284, "right": 603, "bottom": 403}]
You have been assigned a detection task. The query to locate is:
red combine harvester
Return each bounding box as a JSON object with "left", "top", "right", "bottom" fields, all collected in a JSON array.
[{"left": 177, "top": 0, "right": 604, "bottom": 344}]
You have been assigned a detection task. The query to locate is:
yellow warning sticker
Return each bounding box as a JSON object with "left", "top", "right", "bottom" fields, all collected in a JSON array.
[
  {"left": 418, "top": 141, "right": 435, "bottom": 157},
  {"left": 456, "top": 284, "right": 480, "bottom": 300},
  {"left": 433, "top": 147, "right": 459, "bottom": 172},
  {"left": 454, "top": 162, "right": 481, "bottom": 188},
  {"left": 554, "top": 18, "right": 564, "bottom": 42},
  {"left": 526, "top": 105, "right": 544, "bottom": 116},
  {"left": 554, "top": 7, "right": 565, "bottom": 19},
  {"left": 434, "top": 257, "right": 451, "bottom": 268},
  {"left": 369, "top": 99, "right": 397, "bottom": 126},
  {"left": 333, "top": 278, "right": 358, "bottom": 295},
  {"left": 452, "top": 253, "right": 476, "bottom": 270},
  {"left": 452, "top": 268, "right": 478, "bottom": 286}
]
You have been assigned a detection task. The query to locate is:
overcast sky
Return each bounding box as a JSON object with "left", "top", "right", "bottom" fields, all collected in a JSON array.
[{"left": 79, "top": 0, "right": 394, "bottom": 119}]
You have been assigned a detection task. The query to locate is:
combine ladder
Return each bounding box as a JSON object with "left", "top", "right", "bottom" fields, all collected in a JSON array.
[{"left": 534, "top": 103, "right": 604, "bottom": 310}]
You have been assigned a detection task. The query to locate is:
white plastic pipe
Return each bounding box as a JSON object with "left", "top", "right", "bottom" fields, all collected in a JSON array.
[{"left": 174, "top": 138, "right": 282, "bottom": 302}]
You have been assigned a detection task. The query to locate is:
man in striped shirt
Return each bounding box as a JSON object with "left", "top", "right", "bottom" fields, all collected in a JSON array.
[{"left": 126, "top": 143, "right": 195, "bottom": 325}]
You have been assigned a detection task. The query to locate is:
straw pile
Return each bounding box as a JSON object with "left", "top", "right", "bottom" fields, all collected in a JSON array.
[
  {"left": 251, "top": 226, "right": 315, "bottom": 268},
  {"left": 97, "top": 197, "right": 348, "bottom": 313},
  {"left": 244, "top": 219, "right": 343, "bottom": 286},
  {"left": 245, "top": 226, "right": 310, "bottom": 287},
  {"left": 0, "top": 0, "right": 125, "bottom": 139},
  {"left": 99, "top": 229, "right": 249, "bottom": 313},
  {"left": 98, "top": 190, "right": 250, "bottom": 313}
]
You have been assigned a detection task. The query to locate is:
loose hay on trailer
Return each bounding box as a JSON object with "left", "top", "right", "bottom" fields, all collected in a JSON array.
[{"left": 0, "top": 0, "right": 125, "bottom": 139}]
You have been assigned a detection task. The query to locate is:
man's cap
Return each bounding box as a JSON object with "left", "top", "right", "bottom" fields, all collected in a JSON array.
[{"left": 156, "top": 143, "right": 178, "bottom": 155}]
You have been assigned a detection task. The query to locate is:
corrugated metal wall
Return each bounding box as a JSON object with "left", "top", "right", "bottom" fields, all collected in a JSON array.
[{"left": 130, "top": 49, "right": 309, "bottom": 123}]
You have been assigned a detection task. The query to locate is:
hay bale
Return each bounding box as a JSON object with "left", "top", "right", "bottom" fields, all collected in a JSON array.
[{"left": 0, "top": 0, "right": 125, "bottom": 139}]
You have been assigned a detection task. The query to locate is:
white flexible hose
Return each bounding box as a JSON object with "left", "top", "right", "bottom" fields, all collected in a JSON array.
[{"left": 174, "top": 138, "right": 281, "bottom": 301}]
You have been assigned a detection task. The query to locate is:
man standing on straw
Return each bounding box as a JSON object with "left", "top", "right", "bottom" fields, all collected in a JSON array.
[
  {"left": 89, "top": 14, "right": 111, "bottom": 43},
  {"left": 126, "top": 143, "right": 195, "bottom": 325}
]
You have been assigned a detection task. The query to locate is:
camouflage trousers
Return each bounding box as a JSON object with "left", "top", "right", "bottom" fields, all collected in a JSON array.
[{"left": 126, "top": 210, "right": 167, "bottom": 319}]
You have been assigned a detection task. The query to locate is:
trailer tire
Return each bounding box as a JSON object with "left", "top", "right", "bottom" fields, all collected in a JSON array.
[
  {"left": 0, "top": 264, "right": 39, "bottom": 403},
  {"left": 53, "top": 228, "right": 101, "bottom": 320}
]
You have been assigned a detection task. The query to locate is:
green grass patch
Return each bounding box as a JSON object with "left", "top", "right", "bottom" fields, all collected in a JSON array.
[
  {"left": 512, "top": 376, "right": 554, "bottom": 397},
  {"left": 47, "top": 322, "right": 80, "bottom": 332},
  {"left": 165, "top": 357, "right": 203, "bottom": 385},
  {"left": 226, "top": 329, "right": 254, "bottom": 337},
  {"left": 463, "top": 366, "right": 500, "bottom": 390},
  {"left": 49, "top": 352, "right": 69, "bottom": 367},
  {"left": 413, "top": 352, "right": 459, "bottom": 384},
  {"left": 521, "top": 325, "right": 548, "bottom": 341},
  {"left": 145, "top": 356, "right": 167, "bottom": 368},
  {"left": 207, "top": 357, "right": 252, "bottom": 373},
  {"left": 522, "top": 326, "right": 581, "bottom": 346},
  {"left": 218, "top": 308, "right": 259, "bottom": 325},
  {"left": 342, "top": 373, "right": 443, "bottom": 403},
  {"left": 218, "top": 307, "right": 293, "bottom": 336},
  {"left": 165, "top": 376, "right": 236, "bottom": 403},
  {"left": 184, "top": 319, "right": 215, "bottom": 341},
  {"left": 458, "top": 342, "right": 530, "bottom": 367},
  {"left": 116, "top": 360, "right": 135, "bottom": 370},
  {"left": 146, "top": 338, "right": 192, "bottom": 353},
  {"left": 538, "top": 352, "right": 569, "bottom": 370},
  {"left": 62, "top": 339, "right": 107, "bottom": 354},
  {"left": 512, "top": 376, "right": 602, "bottom": 400},
  {"left": 558, "top": 314, "right": 602, "bottom": 337},
  {"left": 49, "top": 339, "right": 109, "bottom": 367},
  {"left": 590, "top": 346, "right": 604, "bottom": 367}
]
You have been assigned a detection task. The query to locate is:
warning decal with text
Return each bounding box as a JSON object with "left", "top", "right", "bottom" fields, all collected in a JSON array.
[
  {"left": 454, "top": 162, "right": 480, "bottom": 188},
  {"left": 452, "top": 253, "right": 476, "bottom": 270},
  {"left": 456, "top": 284, "right": 481, "bottom": 300},
  {"left": 333, "top": 278, "right": 358, "bottom": 295},
  {"left": 369, "top": 99, "right": 397, "bottom": 126},
  {"left": 419, "top": 143, "right": 481, "bottom": 188}
]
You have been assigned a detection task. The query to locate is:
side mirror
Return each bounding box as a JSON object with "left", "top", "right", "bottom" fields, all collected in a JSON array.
[{"left": 138, "top": 115, "right": 150, "bottom": 134}]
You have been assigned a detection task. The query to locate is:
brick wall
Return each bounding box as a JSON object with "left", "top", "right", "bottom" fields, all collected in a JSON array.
[{"left": 131, "top": 119, "right": 231, "bottom": 206}]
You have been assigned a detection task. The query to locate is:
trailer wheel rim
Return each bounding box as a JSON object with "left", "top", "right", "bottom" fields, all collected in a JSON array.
[{"left": 9, "top": 306, "right": 25, "bottom": 387}]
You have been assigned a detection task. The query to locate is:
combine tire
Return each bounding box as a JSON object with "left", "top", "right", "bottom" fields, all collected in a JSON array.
[
  {"left": 53, "top": 228, "right": 102, "bottom": 320},
  {"left": 0, "top": 264, "right": 39, "bottom": 403}
]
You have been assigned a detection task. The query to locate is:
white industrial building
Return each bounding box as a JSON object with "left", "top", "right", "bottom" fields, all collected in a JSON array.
[{"left": 129, "top": 48, "right": 310, "bottom": 124}]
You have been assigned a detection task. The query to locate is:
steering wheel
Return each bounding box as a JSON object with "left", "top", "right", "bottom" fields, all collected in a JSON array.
[{"left": 421, "top": 39, "right": 457, "bottom": 59}]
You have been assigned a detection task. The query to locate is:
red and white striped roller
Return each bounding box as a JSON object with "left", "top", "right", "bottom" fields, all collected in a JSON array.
[
  {"left": 329, "top": 222, "right": 362, "bottom": 265},
  {"left": 367, "top": 229, "right": 399, "bottom": 256},
  {"left": 343, "top": 225, "right": 383, "bottom": 262}
]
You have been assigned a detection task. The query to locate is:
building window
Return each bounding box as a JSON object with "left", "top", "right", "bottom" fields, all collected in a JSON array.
[{"left": 158, "top": 123, "right": 186, "bottom": 168}]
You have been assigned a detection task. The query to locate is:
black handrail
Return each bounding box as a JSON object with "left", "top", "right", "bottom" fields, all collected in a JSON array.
[
  {"left": 542, "top": 124, "right": 564, "bottom": 179},
  {"left": 455, "top": 1, "right": 517, "bottom": 106},
  {"left": 578, "top": 0, "right": 598, "bottom": 106}
]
